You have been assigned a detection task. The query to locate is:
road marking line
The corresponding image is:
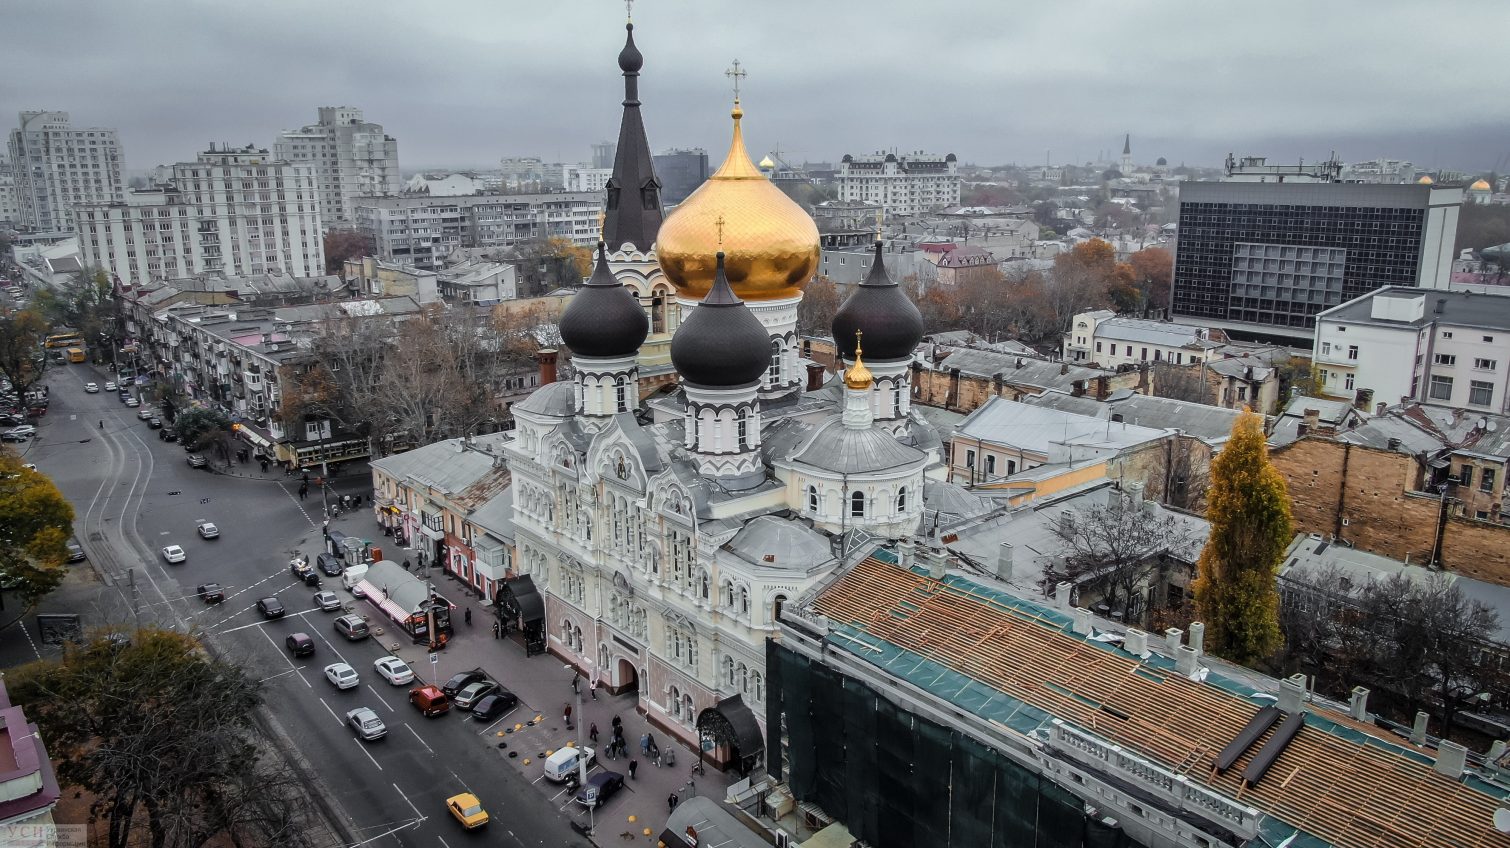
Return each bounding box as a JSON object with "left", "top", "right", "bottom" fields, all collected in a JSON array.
[
  {"left": 353, "top": 736, "right": 383, "bottom": 771},
  {"left": 476, "top": 707, "right": 518, "bottom": 735},
  {"left": 255, "top": 627, "right": 311, "bottom": 688},
  {"left": 437, "top": 837, "right": 452, "bottom": 848},
  {"left": 258, "top": 667, "right": 304, "bottom": 684},
  {"left": 405, "top": 723, "right": 435, "bottom": 755},
  {"left": 367, "top": 685, "right": 398, "bottom": 712},
  {"left": 318, "top": 697, "right": 343, "bottom": 727},
  {"left": 393, "top": 782, "right": 426, "bottom": 821},
  {"left": 340, "top": 818, "right": 423, "bottom": 848}
]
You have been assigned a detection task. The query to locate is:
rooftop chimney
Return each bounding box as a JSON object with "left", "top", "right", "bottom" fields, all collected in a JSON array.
[
  {"left": 1435, "top": 740, "right": 1468, "bottom": 779},
  {"left": 1411, "top": 710, "right": 1429, "bottom": 745},
  {"left": 806, "top": 361, "right": 826, "bottom": 392},
  {"left": 1187, "top": 621, "right": 1205, "bottom": 655},
  {"left": 537, "top": 348, "right": 559, "bottom": 385},
  {"left": 1072, "top": 607, "right": 1092, "bottom": 635},
  {"left": 996, "top": 543, "right": 1014, "bottom": 580},
  {"left": 897, "top": 538, "right": 916, "bottom": 569},
  {"left": 1176, "top": 645, "right": 1199, "bottom": 676},
  {"left": 1124, "top": 628, "right": 1149, "bottom": 658},
  {"left": 1387, "top": 437, "right": 1402, "bottom": 451},
  {"left": 1165, "top": 627, "right": 1183, "bottom": 655},
  {"left": 1279, "top": 673, "right": 1308, "bottom": 714},
  {"left": 1349, "top": 686, "right": 1370, "bottom": 722},
  {"left": 1302, "top": 408, "right": 1320, "bottom": 428},
  {"left": 1054, "top": 581, "right": 1073, "bottom": 611}
]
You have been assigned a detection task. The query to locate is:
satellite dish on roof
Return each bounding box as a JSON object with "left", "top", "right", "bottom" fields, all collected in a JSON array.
[{"left": 1493, "top": 806, "right": 1510, "bottom": 833}]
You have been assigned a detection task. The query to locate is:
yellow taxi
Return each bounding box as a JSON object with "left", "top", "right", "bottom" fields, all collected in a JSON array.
[{"left": 446, "top": 793, "right": 489, "bottom": 830}]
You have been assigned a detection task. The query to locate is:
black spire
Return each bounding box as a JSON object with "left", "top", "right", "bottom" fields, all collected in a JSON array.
[
  {"left": 559, "top": 242, "right": 649, "bottom": 359},
  {"left": 832, "top": 241, "right": 924, "bottom": 362},
  {"left": 671, "top": 253, "right": 770, "bottom": 388},
  {"left": 602, "top": 22, "right": 663, "bottom": 255}
]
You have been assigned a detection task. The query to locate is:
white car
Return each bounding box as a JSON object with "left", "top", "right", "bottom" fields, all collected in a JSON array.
[
  {"left": 313, "top": 590, "right": 341, "bottom": 611},
  {"left": 373, "top": 656, "right": 415, "bottom": 686},
  {"left": 197, "top": 522, "right": 220, "bottom": 539},
  {"left": 83, "top": 382, "right": 99, "bottom": 393},
  {"left": 324, "top": 662, "right": 360, "bottom": 690},
  {"left": 160, "top": 545, "right": 186, "bottom": 564},
  {"left": 104, "top": 381, "right": 117, "bottom": 391},
  {"left": 137, "top": 408, "right": 154, "bottom": 420},
  {"left": 347, "top": 707, "right": 386, "bottom": 741},
  {"left": 3, "top": 425, "right": 36, "bottom": 442}
]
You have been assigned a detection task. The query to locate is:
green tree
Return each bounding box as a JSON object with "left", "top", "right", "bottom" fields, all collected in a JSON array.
[
  {"left": 173, "top": 407, "right": 230, "bottom": 450},
  {"left": 32, "top": 267, "right": 115, "bottom": 352},
  {"left": 0, "top": 309, "right": 50, "bottom": 399},
  {"left": 0, "top": 451, "right": 72, "bottom": 628},
  {"left": 8, "top": 628, "right": 311, "bottom": 848},
  {"left": 1193, "top": 410, "right": 1292, "bottom": 665}
]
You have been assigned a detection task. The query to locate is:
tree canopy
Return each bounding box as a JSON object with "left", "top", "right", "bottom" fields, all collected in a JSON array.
[
  {"left": 0, "top": 451, "right": 72, "bottom": 628},
  {"left": 172, "top": 407, "right": 230, "bottom": 449},
  {"left": 0, "top": 309, "right": 51, "bottom": 398},
  {"left": 1193, "top": 410, "right": 1292, "bottom": 664}
]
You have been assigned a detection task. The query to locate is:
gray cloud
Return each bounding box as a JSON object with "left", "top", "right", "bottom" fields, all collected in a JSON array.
[{"left": 3, "top": 0, "right": 1507, "bottom": 173}]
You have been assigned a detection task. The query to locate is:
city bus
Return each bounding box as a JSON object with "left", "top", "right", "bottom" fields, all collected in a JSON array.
[
  {"left": 65, "top": 348, "right": 85, "bottom": 363},
  {"left": 44, "top": 331, "right": 83, "bottom": 349}
]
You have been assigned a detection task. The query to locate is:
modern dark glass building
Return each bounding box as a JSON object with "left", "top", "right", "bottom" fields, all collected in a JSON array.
[
  {"left": 1170, "top": 182, "right": 1462, "bottom": 343},
  {"left": 652, "top": 148, "right": 709, "bottom": 205}
]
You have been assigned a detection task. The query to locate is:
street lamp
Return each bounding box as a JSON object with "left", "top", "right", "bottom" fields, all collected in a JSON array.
[{"left": 564, "top": 660, "right": 596, "bottom": 836}]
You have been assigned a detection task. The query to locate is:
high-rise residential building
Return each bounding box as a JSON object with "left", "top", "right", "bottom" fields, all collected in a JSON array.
[
  {"left": 1169, "top": 181, "right": 1463, "bottom": 343},
  {"left": 652, "top": 148, "right": 708, "bottom": 204},
  {"left": 274, "top": 106, "right": 400, "bottom": 228},
  {"left": 1342, "top": 157, "right": 1416, "bottom": 184},
  {"left": 835, "top": 150, "right": 960, "bottom": 217},
  {"left": 0, "top": 154, "right": 19, "bottom": 226},
  {"left": 7, "top": 110, "right": 125, "bottom": 232},
  {"left": 353, "top": 191, "right": 600, "bottom": 270},
  {"left": 591, "top": 141, "right": 616, "bottom": 170},
  {"left": 561, "top": 165, "right": 613, "bottom": 193},
  {"left": 77, "top": 144, "right": 324, "bottom": 283}
]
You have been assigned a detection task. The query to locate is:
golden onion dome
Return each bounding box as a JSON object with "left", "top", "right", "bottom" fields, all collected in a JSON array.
[
  {"left": 1417, "top": 175, "right": 1435, "bottom": 185},
  {"left": 759, "top": 155, "right": 776, "bottom": 169},
  {"left": 843, "top": 334, "right": 874, "bottom": 390},
  {"left": 1471, "top": 178, "right": 1492, "bottom": 191},
  {"left": 656, "top": 103, "right": 819, "bottom": 301}
]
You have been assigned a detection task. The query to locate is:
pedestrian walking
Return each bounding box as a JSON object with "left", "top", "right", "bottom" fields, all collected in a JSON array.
[
  {"left": 402, "top": 558, "right": 411, "bottom": 571},
  {"left": 492, "top": 621, "right": 501, "bottom": 639},
  {"left": 650, "top": 739, "right": 660, "bottom": 766},
  {"left": 629, "top": 759, "right": 638, "bottom": 779},
  {"left": 563, "top": 703, "right": 573, "bottom": 729},
  {"left": 590, "top": 678, "right": 598, "bottom": 700},
  {"left": 612, "top": 715, "right": 622, "bottom": 730},
  {"left": 589, "top": 723, "right": 599, "bottom": 744},
  {"left": 640, "top": 733, "right": 651, "bottom": 756},
  {"left": 464, "top": 607, "right": 472, "bottom": 626},
  {"left": 667, "top": 793, "right": 678, "bottom": 813}
]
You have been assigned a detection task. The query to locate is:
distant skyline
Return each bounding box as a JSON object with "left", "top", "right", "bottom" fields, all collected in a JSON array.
[{"left": 4, "top": 0, "right": 1508, "bottom": 175}]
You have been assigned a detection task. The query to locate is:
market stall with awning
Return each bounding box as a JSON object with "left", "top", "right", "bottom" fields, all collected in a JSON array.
[{"left": 354, "top": 559, "right": 454, "bottom": 647}]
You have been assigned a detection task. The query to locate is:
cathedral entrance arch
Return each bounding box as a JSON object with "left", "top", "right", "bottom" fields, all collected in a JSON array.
[{"left": 616, "top": 657, "right": 639, "bottom": 695}]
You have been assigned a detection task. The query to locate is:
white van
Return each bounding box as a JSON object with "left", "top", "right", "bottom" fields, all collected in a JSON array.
[
  {"left": 341, "top": 563, "right": 369, "bottom": 591},
  {"left": 543, "top": 745, "right": 595, "bottom": 783}
]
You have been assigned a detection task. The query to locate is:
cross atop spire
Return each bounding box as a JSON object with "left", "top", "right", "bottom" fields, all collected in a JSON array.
[
  {"left": 725, "top": 59, "right": 746, "bottom": 104},
  {"left": 625, "top": 0, "right": 633, "bottom": 21},
  {"left": 715, "top": 214, "right": 725, "bottom": 247}
]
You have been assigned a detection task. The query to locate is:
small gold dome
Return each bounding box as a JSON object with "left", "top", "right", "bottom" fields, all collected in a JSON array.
[
  {"left": 759, "top": 155, "right": 776, "bottom": 169},
  {"left": 844, "top": 333, "right": 873, "bottom": 390},
  {"left": 656, "top": 104, "right": 819, "bottom": 302},
  {"left": 1471, "top": 178, "right": 1492, "bottom": 191},
  {"left": 1417, "top": 175, "right": 1435, "bottom": 185}
]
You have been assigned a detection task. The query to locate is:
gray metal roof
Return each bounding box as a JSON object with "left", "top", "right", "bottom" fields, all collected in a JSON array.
[
  {"left": 932, "top": 347, "right": 1113, "bottom": 391},
  {"left": 369, "top": 435, "right": 506, "bottom": 494},
  {"left": 514, "top": 381, "right": 575, "bottom": 417},
  {"left": 923, "top": 480, "right": 994, "bottom": 523},
  {"left": 1092, "top": 317, "right": 1210, "bottom": 348},
  {"left": 955, "top": 396, "right": 1169, "bottom": 458},
  {"left": 1337, "top": 414, "right": 1445, "bottom": 455},
  {"left": 1022, "top": 389, "right": 1241, "bottom": 445},
  {"left": 1321, "top": 286, "right": 1510, "bottom": 333},
  {"left": 468, "top": 485, "right": 515, "bottom": 543},
  {"left": 792, "top": 418, "right": 927, "bottom": 474},
  {"left": 360, "top": 560, "right": 438, "bottom": 615},
  {"left": 724, "top": 515, "right": 835, "bottom": 569}
]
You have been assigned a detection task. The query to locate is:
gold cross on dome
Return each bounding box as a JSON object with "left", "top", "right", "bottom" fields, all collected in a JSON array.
[
  {"left": 725, "top": 60, "right": 746, "bottom": 103},
  {"left": 715, "top": 214, "right": 725, "bottom": 247},
  {"left": 625, "top": 0, "right": 633, "bottom": 22}
]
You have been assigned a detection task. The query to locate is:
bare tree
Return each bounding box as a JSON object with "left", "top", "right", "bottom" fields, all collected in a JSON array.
[
  {"left": 1151, "top": 361, "right": 1210, "bottom": 404},
  {"left": 1049, "top": 490, "right": 1197, "bottom": 624}
]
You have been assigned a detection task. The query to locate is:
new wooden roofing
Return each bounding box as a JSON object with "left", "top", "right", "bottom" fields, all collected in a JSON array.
[{"left": 810, "top": 557, "right": 1510, "bottom": 848}]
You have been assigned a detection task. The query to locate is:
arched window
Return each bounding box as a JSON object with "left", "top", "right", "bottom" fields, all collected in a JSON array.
[
  {"left": 737, "top": 408, "right": 749, "bottom": 450},
  {"left": 572, "top": 625, "right": 582, "bottom": 652},
  {"left": 724, "top": 654, "right": 735, "bottom": 687},
  {"left": 750, "top": 671, "right": 764, "bottom": 703},
  {"left": 721, "top": 579, "right": 734, "bottom": 609},
  {"left": 615, "top": 376, "right": 628, "bottom": 413},
  {"left": 851, "top": 490, "right": 866, "bottom": 518},
  {"left": 768, "top": 339, "right": 782, "bottom": 386},
  {"left": 697, "top": 568, "right": 710, "bottom": 601},
  {"left": 683, "top": 694, "right": 695, "bottom": 723},
  {"left": 807, "top": 485, "right": 819, "bottom": 513},
  {"left": 772, "top": 594, "right": 788, "bottom": 624},
  {"left": 737, "top": 662, "right": 748, "bottom": 695},
  {"left": 1007, "top": 459, "right": 1017, "bottom": 475},
  {"left": 598, "top": 643, "right": 609, "bottom": 670},
  {"left": 896, "top": 486, "right": 908, "bottom": 513},
  {"left": 738, "top": 585, "right": 749, "bottom": 616}
]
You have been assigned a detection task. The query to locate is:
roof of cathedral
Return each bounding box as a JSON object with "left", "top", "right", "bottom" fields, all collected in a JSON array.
[
  {"left": 669, "top": 252, "right": 771, "bottom": 388},
  {"left": 725, "top": 516, "right": 835, "bottom": 569},
  {"left": 792, "top": 417, "right": 926, "bottom": 474},
  {"left": 514, "top": 380, "right": 575, "bottom": 417},
  {"left": 601, "top": 22, "right": 663, "bottom": 254},
  {"left": 559, "top": 243, "right": 649, "bottom": 358},
  {"left": 832, "top": 241, "right": 925, "bottom": 363}
]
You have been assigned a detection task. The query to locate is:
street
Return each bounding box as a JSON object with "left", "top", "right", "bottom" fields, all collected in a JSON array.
[{"left": 8, "top": 363, "right": 619, "bottom": 848}]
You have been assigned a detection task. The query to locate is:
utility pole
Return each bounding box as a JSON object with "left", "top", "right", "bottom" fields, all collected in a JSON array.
[{"left": 128, "top": 568, "right": 140, "bottom": 629}]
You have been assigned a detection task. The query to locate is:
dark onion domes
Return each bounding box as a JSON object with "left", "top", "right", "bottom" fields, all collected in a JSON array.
[
  {"left": 559, "top": 242, "right": 649, "bottom": 359},
  {"left": 832, "top": 241, "right": 924, "bottom": 362},
  {"left": 671, "top": 252, "right": 770, "bottom": 388},
  {"left": 618, "top": 23, "right": 643, "bottom": 73}
]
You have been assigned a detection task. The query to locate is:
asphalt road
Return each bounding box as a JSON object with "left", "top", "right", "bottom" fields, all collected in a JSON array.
[{"left": 21, "top": 364, "right": 593, "bottom": 848}]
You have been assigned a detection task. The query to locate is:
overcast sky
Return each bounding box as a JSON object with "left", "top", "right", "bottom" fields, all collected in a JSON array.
[{"left": 5, "top": 0, "right": 1508, "bottom": 174}]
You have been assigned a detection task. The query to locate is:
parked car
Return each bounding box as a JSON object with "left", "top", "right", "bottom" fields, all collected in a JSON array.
[
  {"left": 333, "top": 614, "right": 369, "bottom": 641},
  {"left": 284, "top": 632, "right": 315, "bottom": 658},
  {"left": 83, "top": 382, "right": 99, "bottom": 393},
  {"left": 347, "top": 707, "right": 386, "bottom": 741},
  {"left": 543, "top": 745, "right": 595, "bottom": 783},
  {"left": 197, "top": 522, "right": 219, "bottom": 539},
  {"left": 160, "top": 544, "right": 186, "bottom": 564},
  {"left": 323, "top": 662, "right": 359, "bottom": 689},
  {"left": 104, "top": 381, "right": 117, "bottom": 391},
  {"left": 290, "top": 558, "right": 316, "bottom": 581},
  {"left": 2, "top": 425, "right": 36, "bottom": 441},
  {"left": 409, "top": 685, "right": 450, "bottom": 717},
  {"left": 147, "top": 417, "right": 162, "bottom": 429},
  {"left": 196, "top": 583, "right": 225, "bottom": 604},
  {"left": 186, "top": 454, "right": 207, "bottom": 468},
  {"left": 65, "top": 537, "right": 85, "bottom": 562},
  {"left": 124, "top": 398, "right": 139, "bottom": 408},
  {"left": 445, "top": 793, "right": 489, "bottom": 830},
  {"left": 257, "top": 597, "right": 286, "bottom": 619},
  {"left": 441, "top": 669, "right": 488, "bottom": 699},
  {"left": 574, "top": 770, "right": 625, "bottom": 809},
  {"left": 159, "top": 429, "right": 178, "bottom": 442},
  {"left": 374, "top": 656, "right": 415, "bottom": 686},
  {"left": 137, "top": 407, "right": 154, "bottom": 420},
  {"left": 313, "top": 590, "right": 341, "bottom": 611},
  {"left": 471, "top": 689, "right": 519, "bottom": 721},
  {"left": 316, "top": 552, "right": 345, "bottom": 576},
  {"left": 454, "top": 680, "right": 499, "bottom": 711}
]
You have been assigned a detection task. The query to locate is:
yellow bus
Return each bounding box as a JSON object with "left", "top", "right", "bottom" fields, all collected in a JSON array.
[
  {"left": 66, "top": 348, "right": 85, "bottom": 363},
  {"left": 45, "top": 331, "right": 83, "bottom": 349}
]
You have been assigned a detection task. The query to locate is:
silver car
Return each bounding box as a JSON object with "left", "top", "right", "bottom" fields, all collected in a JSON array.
[{"left": 346, "top": 707, "right": 386, "bottom": 741}]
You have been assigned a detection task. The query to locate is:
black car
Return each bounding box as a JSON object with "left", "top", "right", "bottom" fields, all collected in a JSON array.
[
  {"left": 66, "top": 537, "right": 86, "bottom": 562},
  {"left": 159, "top": 429, "right": 178, "bottom": 442},
  {"left": 441, "top": 669, "right": 489, "bottom": 699},
  {"left": 197, "top": 583, "right": 225, "bottom": 604},
  {"left": 574, "top": 771, "right": 625, "bottom": 809},
  {"left": 316, "top": 552, "right": 345, "bottom": 576},
  {"left": 285, "top": 632, "right": 315, "bottom": 658},
  {"left": 146, "top": 417, "right": 162, "bottom": 429},
  {"left": 256, "top": 597, "right": 286, "bottom": 619},
  {"left": 471, "top": 689, "right": 520, "bottom": 721}
]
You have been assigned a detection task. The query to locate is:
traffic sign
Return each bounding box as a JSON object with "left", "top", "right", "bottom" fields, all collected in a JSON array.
[{"left": 429, "top": 653, "right": 438, "bottom": 665}]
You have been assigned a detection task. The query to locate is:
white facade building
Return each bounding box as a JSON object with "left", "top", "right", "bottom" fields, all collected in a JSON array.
[
  {"left": 0, "top": 154, "right": 19, "bottom": 226},
  {"left": 76, "top": 145, "right": 324, "bottom": 284},
  {"left": 1313, "top": 286, "right": 1510, "bottom": 413},
  {"left": 562, "top": 166, "right": 613, "bottom": 193},
  {"left": 7, "top": 111, "right": 125, "bottom": 232},
  {"left": 275, "top": 106, "right": 401, "bottom": 226},
  {"left": 354, "top": 192, "right": 600, "bottom": 270},
  {"left": 1063, "top": 309, "right": 1220, "bottom": 368},
  {"left": 835, "top": 151, "right": 960, "bottom": 217}
]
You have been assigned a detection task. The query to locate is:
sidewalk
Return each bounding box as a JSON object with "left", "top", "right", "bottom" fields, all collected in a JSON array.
[{"left": 325, "top": 510, "right": 733, "bottom": 843}]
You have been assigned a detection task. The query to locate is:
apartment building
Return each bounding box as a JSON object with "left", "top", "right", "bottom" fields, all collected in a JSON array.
[
  {"left": 275, "top": 106, "right": 401, "bottom": 226},
  {"left": 0, "top": 154, "right": 19, "bottom": 226},
  {"left": 353, "top": 192, "right": 600, "bottom": 270},
  {"left": 835, "top": 151, "right": 961, "bottom": 217},
  {"left": 76, "top": 145, "right": 324, "bottom": 284},
  {"left": 7, "top": 110, "right": 125, "bottom": 232},
  {"left": 1313, "top": 286, "right": 1510, "bottom": 413},
  {"left": 1064, "top": 309, "right": 1222, "bottom": 367}
]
